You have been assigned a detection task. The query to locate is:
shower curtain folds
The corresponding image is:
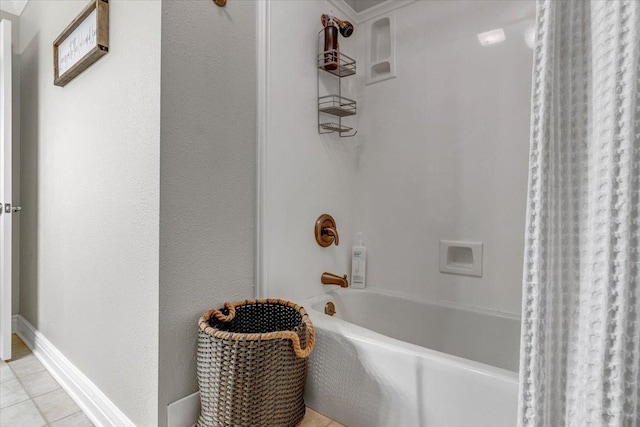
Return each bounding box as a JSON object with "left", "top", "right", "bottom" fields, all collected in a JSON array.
[{"left": 518, "top": 0, "right": 640, "bottom": 426}]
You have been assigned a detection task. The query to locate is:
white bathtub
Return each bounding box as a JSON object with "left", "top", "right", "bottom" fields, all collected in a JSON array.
[{"left": 302, "top": 288, "right": 521, "bottom": 427}]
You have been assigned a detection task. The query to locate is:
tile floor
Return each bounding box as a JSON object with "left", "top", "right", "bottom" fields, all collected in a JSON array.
[
  {"left": 189, "top": 409, "right": 344, "bottom": 427},
  {"left": 3, "top": 334, "right": 342, "bottom": 427},
  {"left": 297, "top": 408, "right": 345, "bottom": 427},
  {"left": 0, "top": 334, "right": 94, "bottom": 427}
]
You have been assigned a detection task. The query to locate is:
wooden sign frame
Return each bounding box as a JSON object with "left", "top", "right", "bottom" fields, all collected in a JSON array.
[{"left": 53, "top": 0, "right": 109, "bottom": 87}]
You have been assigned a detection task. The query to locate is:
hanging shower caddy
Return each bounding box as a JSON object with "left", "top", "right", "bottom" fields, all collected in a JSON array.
[{"left": 317, "top": 28, "right": 357, "bottom": 137}]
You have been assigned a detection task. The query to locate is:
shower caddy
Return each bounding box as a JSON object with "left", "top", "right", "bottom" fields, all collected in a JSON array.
[{"left": 317, "top": 30, "right": 357, "bottom": 137}]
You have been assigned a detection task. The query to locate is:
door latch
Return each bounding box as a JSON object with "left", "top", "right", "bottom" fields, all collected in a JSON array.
[{"left": 3, "top": 204, "right": 21, "bottom": 214}]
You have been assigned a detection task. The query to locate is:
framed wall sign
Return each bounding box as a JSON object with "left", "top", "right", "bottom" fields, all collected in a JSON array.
[{"left": 53, "top": 0, "right": 109, "bottom": 87}]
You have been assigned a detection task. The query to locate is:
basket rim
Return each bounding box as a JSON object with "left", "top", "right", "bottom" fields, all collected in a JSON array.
[{"left": 198, "top": 298, "right": 315, "bottom": 358}]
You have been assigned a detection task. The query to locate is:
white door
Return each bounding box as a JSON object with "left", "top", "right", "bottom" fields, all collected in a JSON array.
[{"left": 0, "top": 19, "right": 14, "bottom": 361}]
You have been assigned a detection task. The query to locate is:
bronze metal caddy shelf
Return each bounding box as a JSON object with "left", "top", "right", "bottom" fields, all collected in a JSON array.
[
  {"left": 319, "top": 122, "right": 354, "bottom": 134},
  {"left": 317, "top": 32, "right": 357, "bottom": 138},
  {"left": 318, "top": 95, "right": 356, "bottom": 117},
  {"left": 316, "top": 49, "right": 356, "bottom": 78}
]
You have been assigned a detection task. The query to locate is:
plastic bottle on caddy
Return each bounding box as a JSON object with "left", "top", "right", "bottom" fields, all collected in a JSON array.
[{"left": 351, "top": 232, "right": 366, "bottom": 289}]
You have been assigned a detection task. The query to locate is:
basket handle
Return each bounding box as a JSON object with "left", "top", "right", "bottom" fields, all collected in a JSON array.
[
  {"left": 205, "top": 302, "right": 237, "bottom": 322},
  {"left": 286, "top": 312, "right": 315, "bottom": 358},
  {"left": 204, "top": 300, "right": 315, "bottom": 359}
]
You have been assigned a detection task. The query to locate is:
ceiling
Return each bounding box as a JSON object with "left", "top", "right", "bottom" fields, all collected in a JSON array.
[
  {"left": 1, "top": 0, "right": 385, "bottom": 19},
  {"left": 343, "top": 0, "right": 389, "bottom": 13},
  {"left": 0, "top": 0, "right": 28, "bottom": 16}
]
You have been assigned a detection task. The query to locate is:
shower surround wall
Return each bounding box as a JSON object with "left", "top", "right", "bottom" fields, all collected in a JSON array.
[
  {"left": 261, "top": 0, "right": 359, "bottom": 301},
  {"left": 264, "top": 0, "right": 534, "bottom": 316},
  {"left": 354, "top": 0, "right": 534, "bottom": 315}
]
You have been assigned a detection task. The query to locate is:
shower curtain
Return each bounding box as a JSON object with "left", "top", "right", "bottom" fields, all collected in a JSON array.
[{"left": 518, "top": 1, "right": 640, "bottom": 426}]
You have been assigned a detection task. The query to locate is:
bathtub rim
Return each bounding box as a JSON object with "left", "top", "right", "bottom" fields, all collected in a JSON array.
[
  {"left": 302, "top": 287, "right": 520, "bottom": 383},
  {"left": 312, "top": 286, "right": 521, "bottom": 321}
]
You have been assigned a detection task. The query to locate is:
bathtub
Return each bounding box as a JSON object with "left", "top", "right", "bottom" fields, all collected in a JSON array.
[{"left": 302, "top": 288, "right": 521, "bottom": 427}]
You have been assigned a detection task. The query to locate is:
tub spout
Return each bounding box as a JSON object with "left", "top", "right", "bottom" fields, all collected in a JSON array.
[{"left": 321, "top": 272, "right": 349, "bottom": 288}]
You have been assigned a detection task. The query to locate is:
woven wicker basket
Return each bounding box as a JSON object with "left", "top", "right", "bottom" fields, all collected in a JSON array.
[{"left": 196, "top": 299, "right": 315, "bottom": 427}]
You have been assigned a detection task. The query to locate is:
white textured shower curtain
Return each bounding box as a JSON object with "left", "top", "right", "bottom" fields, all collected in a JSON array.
[{"left": 518, "top": 1, "right": 640, "bottom": 426}]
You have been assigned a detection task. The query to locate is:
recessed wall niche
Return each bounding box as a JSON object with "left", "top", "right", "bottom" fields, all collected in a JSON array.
[{"left": 366, "top": 11, "right": 396, "bottom": 85}]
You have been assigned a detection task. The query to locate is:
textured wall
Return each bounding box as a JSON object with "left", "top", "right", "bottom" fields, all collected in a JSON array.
[
  {"left": 0, "top": 10, "right": 21, "bottom": 316},
  {"left": 19, "top": 1, "right": 161, "bottom": 425},
  {"left": 158, "top": 1, "right": 256, "bottom": 425},
  {"left": 355, "top": 0, "right": 535, "bottom": 315}
]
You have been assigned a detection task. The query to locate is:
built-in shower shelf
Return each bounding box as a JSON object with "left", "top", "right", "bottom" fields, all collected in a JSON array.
[
  {"left": 317, "top": 50, "right": 357, "bottom": 77},
  {"left": 318, "top": 95, "right": 356, "bottom": 117}
]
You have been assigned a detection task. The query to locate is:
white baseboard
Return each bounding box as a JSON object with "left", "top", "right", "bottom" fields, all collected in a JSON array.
[
  {"left": 167, "top": 391, "right": 200, "bottom": 427},
  {"left": 13, "top": 315, "right": 135, "bottom": 427},
  {"left": 11, "top": 314, "right": 17, "bottom": 334}
]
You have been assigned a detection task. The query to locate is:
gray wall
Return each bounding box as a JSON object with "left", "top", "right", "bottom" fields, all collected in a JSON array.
[
  {"left": 19, "top": 1, "right": 161, "bottom": 425},
  {"left": 0, "top": 11, "right": 21, "bottom": 316},
  {"left": 158, "top": 1, "right": 256, "bottom": 425}
]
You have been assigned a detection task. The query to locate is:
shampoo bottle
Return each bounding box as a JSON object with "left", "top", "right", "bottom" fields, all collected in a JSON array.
[{"left": 351, "top": 232, "right": 367, "bottom": 289}]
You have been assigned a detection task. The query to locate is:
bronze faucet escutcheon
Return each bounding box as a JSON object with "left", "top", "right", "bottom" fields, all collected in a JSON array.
[{"left": 315, "top": 214, "right": 340, "bottom": 247}]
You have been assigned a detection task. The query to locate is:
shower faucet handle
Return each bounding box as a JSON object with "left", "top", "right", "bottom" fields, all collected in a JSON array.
[{"left": 322, "top": 226, "right": 339, "bottom": 245}]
